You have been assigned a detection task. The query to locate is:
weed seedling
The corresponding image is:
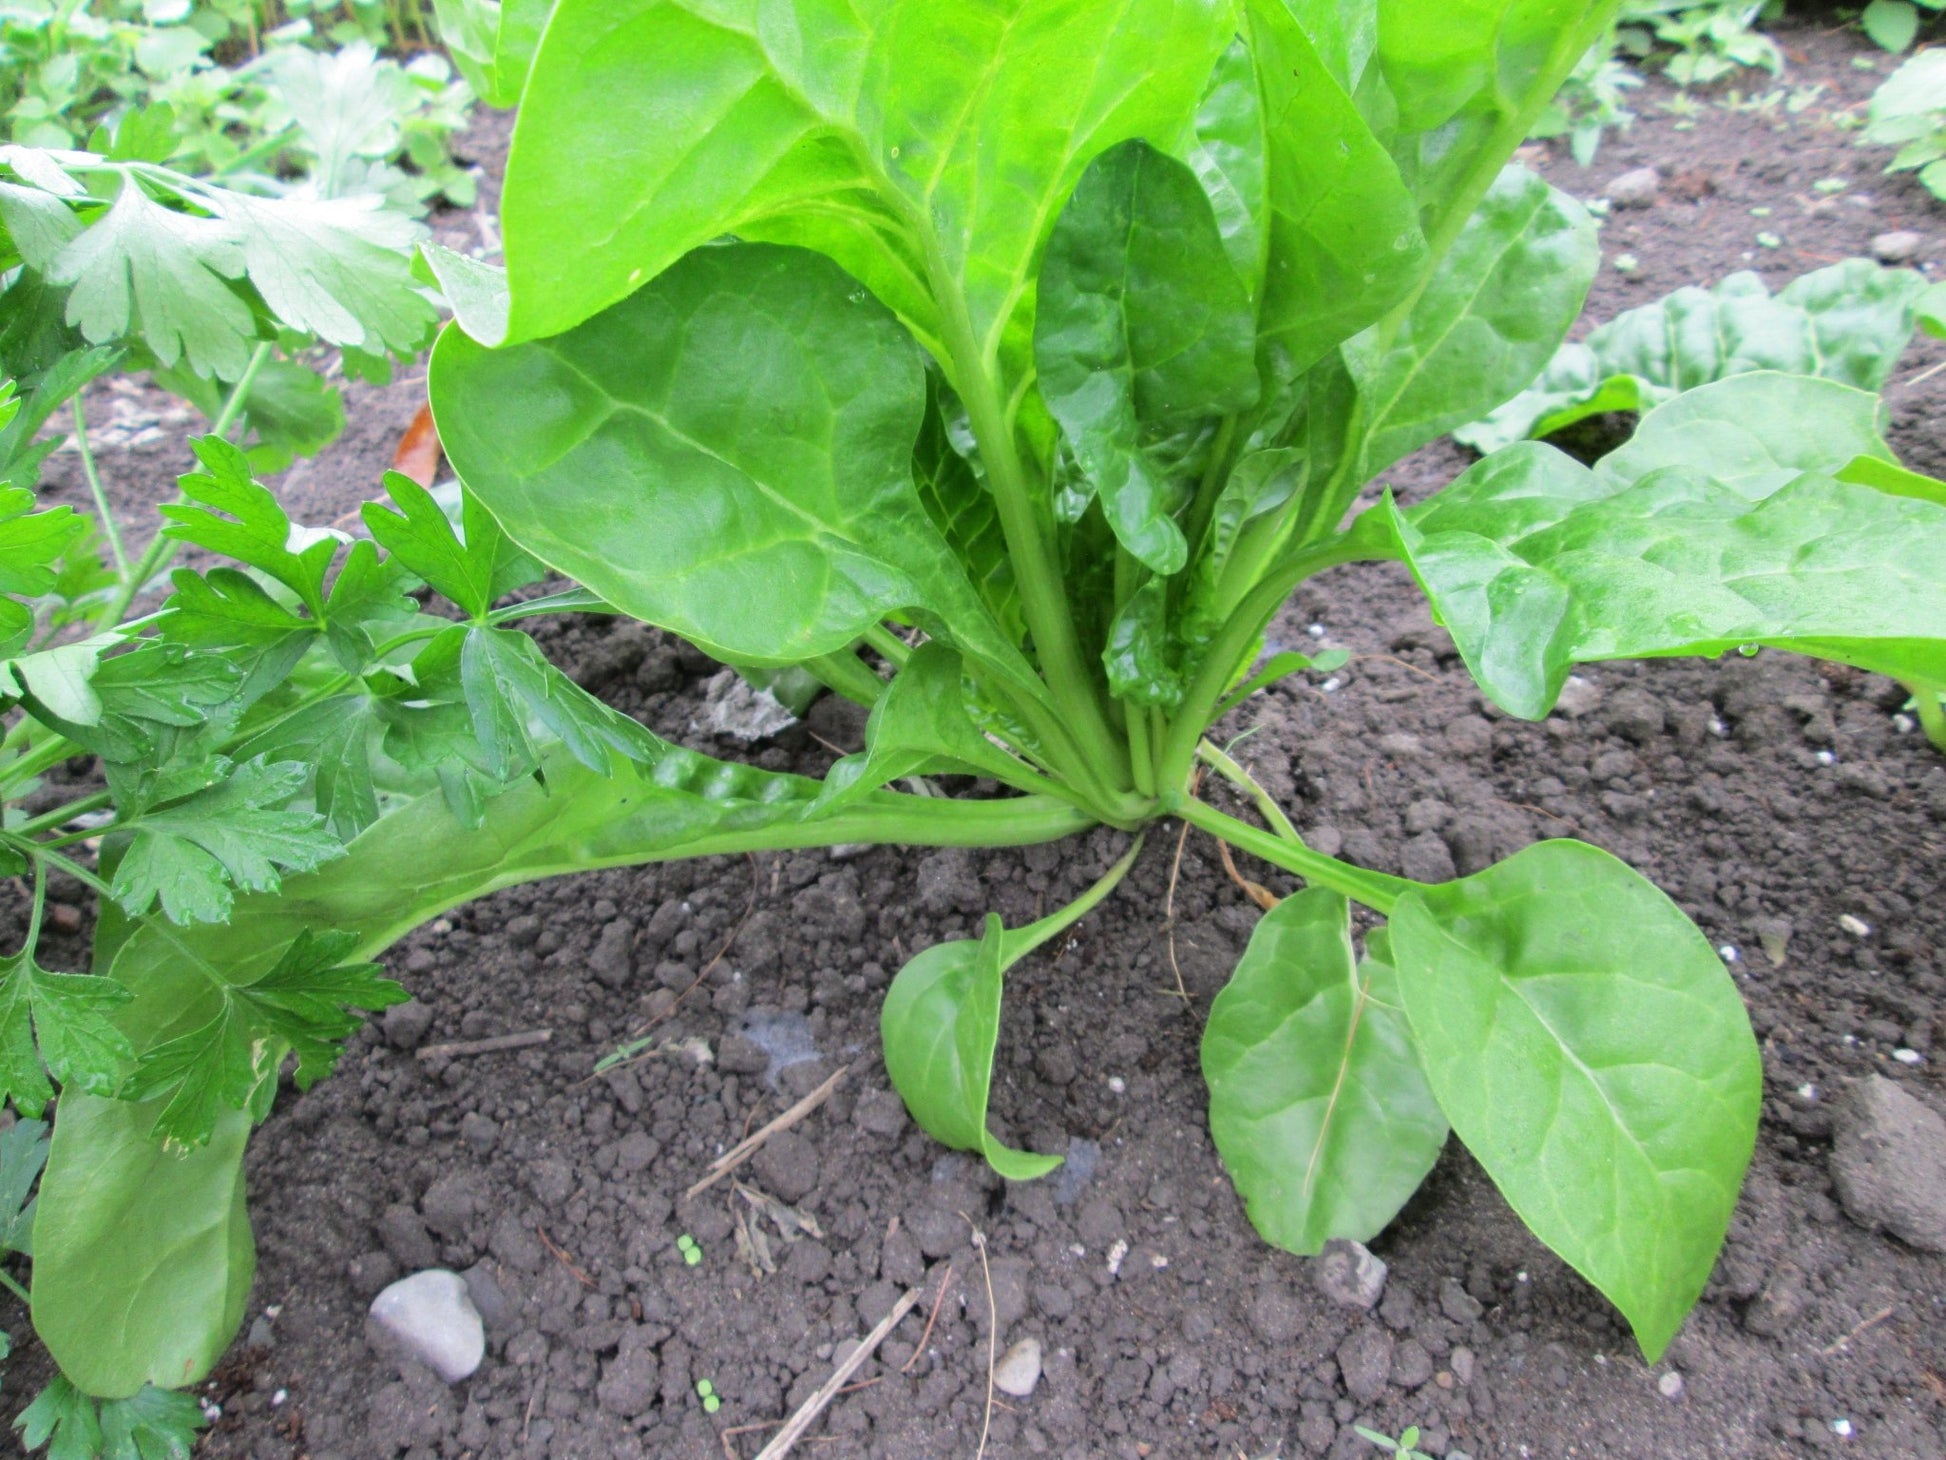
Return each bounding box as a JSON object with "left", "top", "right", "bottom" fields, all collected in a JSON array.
[
  {"left": 696, "top": 1379, "right": 721, "bottom": 1414},
  {"left": 676, "top": 1234, "right": 703, "bottom": 1267},
  {"left": 1354, "top": 1425, "right": 1432, "bottom": 1460}
]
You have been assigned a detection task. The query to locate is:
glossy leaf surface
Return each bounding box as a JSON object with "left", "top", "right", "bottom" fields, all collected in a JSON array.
[
  {"left": 1390, "top": 841, "right": 1760, "bottom": 1361},
  {"left": 1036, "top": 140, "right": 1257, "bottom": 575},
  {"left": 1203, "top": 892, "right": 1446, "bottom": 1254}
]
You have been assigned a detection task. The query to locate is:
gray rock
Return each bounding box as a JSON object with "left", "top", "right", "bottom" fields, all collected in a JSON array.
[
  {"left": 1871, "top": 229, "right": 1924, "bottom": 264},
  {"left": 1392, "top": 1338, "right": 1435, "bottom": 1389},
  {"left": 369, "top": 1270, "right": 485, "bottom": 1382},
  {"left": 1555, "top": 674, "right": 1603, "bottom": 718},
  {"left": 1604, "top": 687, "right": 1667, "bottom": 744},
  {"left": 1830, "top": 1075, "right": 1946, "bottom": 1252},
  {"left": 697, "top": 669, "right": 795, "bottom": 741},
  {"left": 994, "top": 1337, "right": 1044, "bottom": 1398},
  {"left": 589, "top": 919, "right": 635, "bottom": 989},
  {"left": 1439, "top": 1275, "right": 1484, "bottom": 1324},
  {"left": 1312, "top": 1238, "right": 1388, "bottom": 1310},
  {"left": 1336, "top": 1325, "right": 1394, "bottom": 1403},
  {"left": 1606, "top": 166, "right": 1661, "bottom": 208},
  {"left": 383, "top": 1000, "right": 434, "bottom": 1050}
]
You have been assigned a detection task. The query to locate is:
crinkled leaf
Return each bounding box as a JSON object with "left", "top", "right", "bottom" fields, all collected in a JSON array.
[
  {"left": 1390, "top": 840, "right": 1761, "bottom": 1362},
  {"left": 882, "top": 914, "right": 1062, "bottom": 1182},
  {"left": 1386, "top": 433, "right": 1946, "bottom": 718},
  {"left": 1203, "top": 892, "right": 1446, "bottom": 1254},
  {"left": 234, "top": 693, "right": 382, "bottom": 842},
  {"left": 1035, "top": 139, "right": 1259, "bottom": 575},
  {"left": 1345, "top": 166, "right": 1597, "bottom": 478},
  {"left": 1188, "top": 37, "right": 1269, "bottom": 289},
  {"left": 1103, "top": 577, "right": 1183, "bottom": 710},
  {"left": 913, "top": 376, "right": 1019, "bottom": 646},
  {"left": 0, "top": 949, "right": 134, "bottom": 1117},
  {"left": 30, "top": 1097, "right": 253, "bottom": 1397},
  {"left": 1461, "top": 260, "right": 1927, "bottom": 453},
  {"left": 47, "top": 174, "right": 255, "bottom": 378},
  {"left": 432, "top": 242, "right": 1035, "bottom": 695},
  {"left": 496, "top": 0, "right": 1236, "bottom": 391},
  {"left": 112, "top": 757, "right": 345, "bottom": 925}
]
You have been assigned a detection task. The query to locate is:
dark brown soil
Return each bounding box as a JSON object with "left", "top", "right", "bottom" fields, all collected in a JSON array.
[{"left": 5, "top": 20, "right": 1945, "bottom": 1460}]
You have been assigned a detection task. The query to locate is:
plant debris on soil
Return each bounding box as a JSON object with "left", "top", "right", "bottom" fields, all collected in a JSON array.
[{"left": 4, "top": 22, "right": 1945, "bottom": 1460}]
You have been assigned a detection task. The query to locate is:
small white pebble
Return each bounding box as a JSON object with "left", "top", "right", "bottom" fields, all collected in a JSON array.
[
  {"left": 1893, "top": 1049, "right": 1923, "bottom": 1065},
  {"left": 1815, "top": 750, "right": 1836, "bottom": 766},
  {"left": 1844, "top": 1034, "right": 1858, "bottom": 1046},
  {"left": 1708, "top": 716, "right": 1728, "bottom": 738},
  {"left": 1831, "top": 1418, "right": 1853, "bottom": 1438},
  {"left": 1718, "top": 945, "right": 1739, "bottom": 963},
  {"left": 1320, "top": 677, "right": 1343, "bottom": 693},
  {"left": 1798, "top": 1083, "right": 1819, "bottom": 1101},
  {"left": 1106, "top": 1076, "right": 1126, "bottom": 1095},
  {"left": 1069, "top": 1243, "right": 1086, "bottom": 1258},
  {"left": 430, "top": 918, "right": 452, "bottom": 934},
  {"left": 1894, "top": 714, "right": 1916, "bottom": 734},
  {"left": 199, "top": 1400, "right": 222, "bottom": 1422},
  {"left": 1106, "top": 1239, "right": 1129, "bottom": 1277},
  {"left": 1306, "top": 623, "right": 1326, "bottom": 638},
  {"left": 1657, "top": 1371, "right": 1684, "bottom": 1398},
  {"left": 271, "top": 1389, "right": 288, "bottom": 1407},
  {"left": 1516, "top": 1270, "right": 1529, "bottom": 1283},
  {"left": 1839, "top": 914, "right": 1872, "bottom": 937},
  {"left": 1150, "top": 1252, "right": 1168, "bottom": 1269}
]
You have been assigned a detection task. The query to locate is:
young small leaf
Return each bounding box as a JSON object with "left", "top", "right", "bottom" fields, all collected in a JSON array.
[
  {"left": 0, "top": 483, "right": 83, "bottom": 655},
  {"left": 1204, "top": 894, "right": 1447, "bottom": 1254},
  {"left": 362, "top": 472, "right": 515, "bottom": 619},
  {"left": 1389, "top": 840, "right": 1761, "bottom": 1362},
  {"left": 112, "top": 757, "right": 346, "bottom": 925},
  {"left": 458, "top": 626, "right": 663, "bottom": 780},
  {"left": 881, "top": 914, "right": 1062, "bottom": 1183},
  {"left": 0, "top": 1117, "right": 48, "bottom": 1257},
  {"left": 162, "top": 437, "right": 338, "bottom": 615}
]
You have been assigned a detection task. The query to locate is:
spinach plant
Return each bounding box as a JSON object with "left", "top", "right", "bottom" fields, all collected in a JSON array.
[{"left": 24, "top": 0, "right": 1946, "bottom": 1417}]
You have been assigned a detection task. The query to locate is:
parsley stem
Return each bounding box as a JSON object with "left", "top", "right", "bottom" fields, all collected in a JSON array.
[
  {"left": 96, "top": 341, "right": 273, "bottom": 631},
  {"left": 70, "top": 394, "right": 129, "bottom": 580},
  {"left": 0, "top": 1268, "right": 27, "bottom": 1305},
  {"left": 13, "top": 791, "right": 111, "bottom": 839}
]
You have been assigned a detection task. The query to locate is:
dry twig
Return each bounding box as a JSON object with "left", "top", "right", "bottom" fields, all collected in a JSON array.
[
  {"left": 686, "top": 1065, "right": 849, "bottom": 1200},
  {"left": 901, "top": 1262, "right": 956, "bottom": 1373},
  {"left": 1821, "top": 1304, "right": 1895, "bottom": 1355},
  {"left": 1215, "top": 837, "right": 1279, "bottom": 911},
  {"left": 970, "top": 1225, "right": 998, "bottom": 1460},
  {"left": 750, "top": 1288, "right": 922, "bottom": 1459},
  {"left": 416, "top": 1028, "right": 551, "bottom": 1061}
]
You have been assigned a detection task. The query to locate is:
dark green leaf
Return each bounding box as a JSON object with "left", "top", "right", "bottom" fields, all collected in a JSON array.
[
  {"left": 161, "top": 437, "right": 337, "bottom": 616},
  {"left": 1203, "top": 892, "right": 1447, "bottom": 1254},
  {"left": 1102, "top": 577, "right": 1182, "bottom": 709},
  {"left": 1188, "top": 37, "right": 1269, "bottom": 289},
  {"left": 1344, "top": 166, "right": 1597, "bottom": 478},
  {"left": 432, "top": 242, "right": 1035, "bottom": 695},
  {"left": 1036, "top": 139, "right": 1259, "bottom": 575},
  {"left": 112, "top": 757, "right": 346, "bottom": 925},
  {"left": 881, "top": 914, "right": 1062, "bottom": 1182},
  {"left": 362, "top": 472, "right": 514, "bottom": 619},
  {"left": 29, "top": 1096, "right": 253, "bottom": 1398},
  {"left": 913, "top": 376, "right": 1020, "bottom": 647},
  {"left": 1182, "top": 446, "right": 1306, "bottom": 647},
  {"left": 0, "top": 481, "right": 83, "bottom": 656},
  {"left": 234, "top": 693, "right": 382, "bottom": 841},
  {"left": 1389, "top": 840, "right": 1761, "bottom": 1361}
]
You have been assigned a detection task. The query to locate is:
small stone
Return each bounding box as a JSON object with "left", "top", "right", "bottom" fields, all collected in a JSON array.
[
  {"left": 1391, "top": 1339, "right": 1434, "bottom": 1389},
  {"left": 1839, "top": 914, "right": 1872, "bottom": 938},
  {"left": 1439, "top": 1275, "right": 1484, "bottom": 1324},
  {"left": 1312, "top": 1238, "right": 1388, "bottom": 1310},
  {"left": 993, "top": 1337, "right": 1044, "bottom": 1398},
  {"left": 1450, "top": 1346, "right": 1475, "bottom": 1386},
  {"left": 1606, "top": 166, "right": 1661, "bottom": 208},
  {"left": 1830, "top": 1075, "right": 1946, "bottom": 1252},
  {"left": 1871, "top": 229, "right": 1923, "bottom": 264},
  {"left": 697, "top": 669, "right": 795, "bottom": 741},
  {"left": 589, "top": 919, "right": 635, "bottom": 989},
  {"left": 383, "top": 1000, "right": 434, "bottom": 1051},
  {"left": 1336, "top": 1326, "right": 1394, "bottom": 1403},
  {"left": 1555, "top": 675, "right": 1603, "bottom": 718},
  {"left": 1658, "top": 1371, "right": 1684, "bottom": 1399},
  {"left": 1604, "top": 687, "right": 1666, "bottom": 744},
  {"left": 369, "top": 1270, "right": 485, "bottom": 1382}
]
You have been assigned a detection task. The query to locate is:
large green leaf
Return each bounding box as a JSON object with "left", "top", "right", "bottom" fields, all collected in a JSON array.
[
  {"left": 1036, "top": 140, "right": 1258, "bottom": 576},
  {"left": 1202, "top": 891, "right": 1447, "bottom": 1254},
  {"left": 496, "top": 0, "right": 1236, "bottom": 389},
  {"left": 1591, "top": 372, "right": 1895, "bottom": 500},
  {"left": 881, "top": 914, "right": 1063, "bottom": 1182},
  {"left": 1389, "top": 840, "right": 1760, "bottom": 1362},
  {"left": 1460, "top": 260, "right": 1928, "bottom": 453},
  {"left": 1384, "top": 376, "right": 1946, "bottom": 717},
  {"left": 432, "top": 243, "right": 1034, "bottom": 693},
  {"left": 433, "top": 0, "right": 555, "bottom": 106},
  {"left": 1343, "top": 166, "right": 1597, "bottom": 480},
  {"left": 32, "top": 1096, "right": 253, "bottom": 1399},
  {"left": 1243, "top": 0, "right": 1427, "bottom": 376}
]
